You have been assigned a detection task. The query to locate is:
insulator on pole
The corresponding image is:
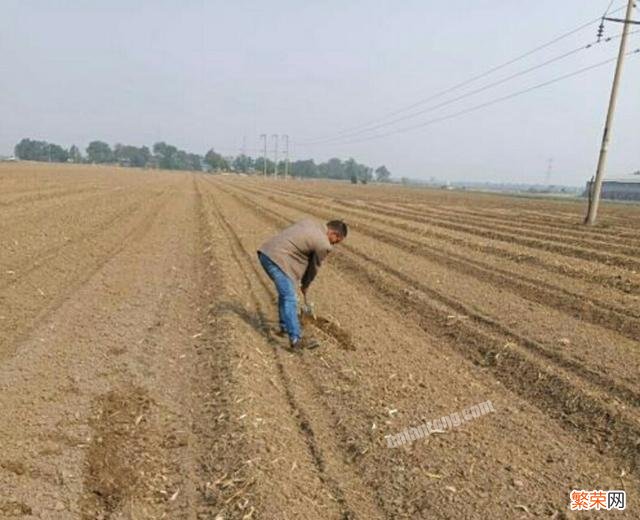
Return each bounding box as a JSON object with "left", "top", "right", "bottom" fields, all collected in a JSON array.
[{"left": 597, "top": 19, "right": 605, "bottom": 42}]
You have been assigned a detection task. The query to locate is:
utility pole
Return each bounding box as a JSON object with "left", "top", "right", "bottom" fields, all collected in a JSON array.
[
  {"left": 282, "top": 134, "right": 289, "bottom": 180},
  {"left": 585, "top": 0, "right": 637, "bottom": 225},
  {"left": 260, "top": 134, "right": 267, "bottom": 176},
  {"left": 272, "top": 134, "right": 279, "bottom": 178}
]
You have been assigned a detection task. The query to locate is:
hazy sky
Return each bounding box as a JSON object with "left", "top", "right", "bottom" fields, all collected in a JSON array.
[{"left": 1, "top": 0, "right": 638, "bottom": 185}]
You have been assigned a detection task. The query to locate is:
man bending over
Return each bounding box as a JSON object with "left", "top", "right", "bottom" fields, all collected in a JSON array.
[{"left": 257, "top": 218, "right": 348, "bottom": 350}]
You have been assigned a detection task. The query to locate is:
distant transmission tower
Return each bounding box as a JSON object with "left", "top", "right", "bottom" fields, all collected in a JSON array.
[
  {"left": 272, "top": 134, "right": 279, "bottom": 177},
  {"left": 260, "top": 134, "right": 267, "bottom": 176},
  {"left": 545, "top": 157, "right": 554, "bottom": 186},
  {"left": 282, "top": 134, "right": 289, "bottom": 179},
  {"left": 240, "top": 135, "right": 246, "bottom": 172}
]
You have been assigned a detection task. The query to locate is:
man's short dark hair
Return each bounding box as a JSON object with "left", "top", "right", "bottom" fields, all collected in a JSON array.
[{"left": 327, "top": 220, "right": 348, "bottom": 238}]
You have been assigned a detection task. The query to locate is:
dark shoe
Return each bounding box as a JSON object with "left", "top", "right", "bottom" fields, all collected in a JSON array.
[
  {"left": 290, "top": 336, "right": 321, "bottom": 351},
  {"left": 267, "top": 325, "right": 288, "bottom": 338},
  {"left": 274, "top": 328, "right": 288, "bottom": 338}
]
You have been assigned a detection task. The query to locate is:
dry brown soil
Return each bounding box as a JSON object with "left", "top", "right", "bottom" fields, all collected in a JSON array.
[{"left": 1, "top": 162, "right": 639, "bottom": 519}]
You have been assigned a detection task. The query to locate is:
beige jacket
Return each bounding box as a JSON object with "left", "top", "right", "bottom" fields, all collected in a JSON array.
[{"left": 258, "top": 218, "right": 332, "bottom": 288}]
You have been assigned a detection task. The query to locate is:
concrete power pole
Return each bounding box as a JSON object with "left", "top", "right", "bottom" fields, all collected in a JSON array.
[
  {"left": 585, "top": 0, "right": 637, "bottom": 225},
  {"left": 272, "top": 134, "right": 279, "bottom": 178},
  {"left": 282, "top": 134, "right": 289, "bottom": 180},
  {"left": 260, "top": 134, "right": 267, "bottom": 176}
]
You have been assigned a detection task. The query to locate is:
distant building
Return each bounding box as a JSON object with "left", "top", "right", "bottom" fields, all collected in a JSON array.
[{"left": 585, "top": 171, "right": 640, "bottom": 201}]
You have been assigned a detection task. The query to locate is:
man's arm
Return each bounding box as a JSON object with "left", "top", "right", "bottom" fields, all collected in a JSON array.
[
  {"left": 301, "top": 251, "right": 320, "bottom": 292},
  {"left": 301, "top": 246, "right": 331, "bottom": 292}
]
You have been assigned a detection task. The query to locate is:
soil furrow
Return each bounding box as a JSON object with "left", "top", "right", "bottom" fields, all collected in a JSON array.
[
  {"left": 0, "top": 188, "right": 172, "bottom": 361},
  {"left": 202, "top": 176, "right": 640, "bottom": 518},
  {"left": 201, "top": 179, "right": 371, "bottom": 519},
  {"left": 242, "top": 180, "right": 640, "bottom": 296},
  {"left": 233, "top": 183, "right": 640, "bottom": 336},
  {"left": 221, "top": 181, "right": 640, "bottom": 404},
  {"left": 211, "top": 180, "right": 640, "bottom": 471}
]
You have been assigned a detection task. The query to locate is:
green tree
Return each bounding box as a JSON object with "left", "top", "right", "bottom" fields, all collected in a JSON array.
[
  {"left": 153, "top": 142, "right": 179, "bottom": 169},
  {"left": 86, "top": 141, "right": 114, "bottom": 163},
  {"left": 14, "top": 138, "right": 69, "bottom": 162},
  {"left": 151, "top": 144, "right": 201, "bottom": 171},
  {"left": 358, "top": 165, "right": 373, "bottom": 184},
  {"left": 68, "top": 145, "right": 83, "bottom": 163},
  {"left": 325, "top": 158, "right": 345, "bottom": 179},
  {"left": 253, "top": 157, "right": 275, "bottom": 174},
  {"left": 233, "top": 154, "right": 253, "bottom": 173},
  {"left": 14, "top": 138, "right": 48, "bottom": 161},
  {"left": 344, "top": 158, "right": 358, "bottom": 184},
  {"left": 174, "top": 150, "right": 190, "bottom": 170},
  {"left": 291, "top": 159, "right": 317, "bottom": 178},
  {"left": 186, "top": 153, "right": 203, "bottom": 171},
  {"left": 375, "top": 165, "right": 391, "bottom": 182},
  {"left": 114, "top": 144, "right": 151, "bottom": 167},
  {"left": 204, "top": 149, "right": 228, "bottom": 171},
  {"left": 47, "top": 144, "right": 69, "bottom": 163}
]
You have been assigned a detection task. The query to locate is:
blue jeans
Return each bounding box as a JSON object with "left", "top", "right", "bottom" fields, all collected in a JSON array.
[{"left": 258, "top": 252, "right": 301, "bottom": 342}]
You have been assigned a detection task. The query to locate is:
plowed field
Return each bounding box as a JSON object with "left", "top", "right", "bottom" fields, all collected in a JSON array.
[{"left": 1, "top": 162, "right": 639, "bottom": 519}]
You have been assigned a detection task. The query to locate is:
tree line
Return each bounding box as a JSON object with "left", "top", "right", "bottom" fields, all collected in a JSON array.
[
  {"left": 13, "top": 138, "right": 392, "bottom": 182},
  {"left": 249, "top": 156, "right": 391, "bottom": 183}
]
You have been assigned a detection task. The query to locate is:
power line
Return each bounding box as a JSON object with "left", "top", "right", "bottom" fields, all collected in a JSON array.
[
  {"left": 302, "top": 31, "right": 635, "bottom": 146},
  {"left": 299, "top": 3, "right": 628, "bottom": 145},
  {"left": 302, "top": 48, "right": 639, "bottom": 147},
  {"left": 604, "top": 0, "right": 617, "bottom": 17}
]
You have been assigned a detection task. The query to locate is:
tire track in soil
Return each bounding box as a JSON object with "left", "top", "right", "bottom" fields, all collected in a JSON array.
[
  {"left": 199, "top": 179, "right": 367, "bottom": 520},
  {"left": 233, "top": 183, "right": 640, "bottom": 340},
  {"left": 0, "top": 188, "right": 172, "bottom": 362},
  {"left": 223, "top": 181, "right": 640, "bottom": 407},
  {"left": 214, "top": 179, "right": 640, "bottom": 472},
  {"left": 252, "top": 183, "right": 640, "bottom": 296},
  {"left": 190, "top": 176, "right": 260, "bottom": 519}
]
